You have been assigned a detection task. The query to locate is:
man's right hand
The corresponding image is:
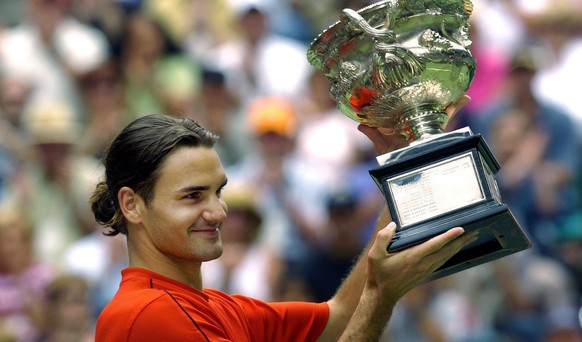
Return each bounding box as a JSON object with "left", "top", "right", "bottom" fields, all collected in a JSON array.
[
  {"left": 365, "top": 222, "right": 477, "bottom": 304},
  {"left": 334, "top": 222, "right": 478, "bottom": 342}
]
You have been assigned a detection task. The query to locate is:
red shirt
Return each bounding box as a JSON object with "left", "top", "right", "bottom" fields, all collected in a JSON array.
[{"left": 96, "top": 267, "right": 329, "bottom": 341}]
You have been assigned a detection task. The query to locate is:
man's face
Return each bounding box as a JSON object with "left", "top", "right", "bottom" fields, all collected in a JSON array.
[{"left": 138, "top": 146, "right": 228, "bottom": 264}]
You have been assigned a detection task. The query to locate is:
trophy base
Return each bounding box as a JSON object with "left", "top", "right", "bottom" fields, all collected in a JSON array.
[{"left": 369, "top": 128, "right": 531, "bottom": 281}]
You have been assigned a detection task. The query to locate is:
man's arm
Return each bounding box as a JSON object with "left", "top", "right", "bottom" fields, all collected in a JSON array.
[
  {"left": 318, "top": 210, "right": 476, "bottom": 341},
  {"left": 317, "top": 96, "right": 474, "bottom": 341},
  {"left": 316, "top": 207, "right": 392, "bottom": 341}
]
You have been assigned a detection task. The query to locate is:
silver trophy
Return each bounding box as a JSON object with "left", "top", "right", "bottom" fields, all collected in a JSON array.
[{"left": 307, "top": 0, "right": 530, "bottom": 281}]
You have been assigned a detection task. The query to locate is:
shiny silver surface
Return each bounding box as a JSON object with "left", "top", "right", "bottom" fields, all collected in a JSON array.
[{"left": 307, "top": 0, "right": 476, "bottom": 142}]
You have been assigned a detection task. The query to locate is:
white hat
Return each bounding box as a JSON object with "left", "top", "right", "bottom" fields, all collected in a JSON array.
[{"left": 24, "top": 101, "right": 81, "bottom": 144}]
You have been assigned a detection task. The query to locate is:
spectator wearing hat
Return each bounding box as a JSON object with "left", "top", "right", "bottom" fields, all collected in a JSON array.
[
  {"left": 477, "top": 43, "right": 580, "bottom": 255},
  {"left": 8, "top": 100, "right": 91, "bottom": 266},
  {"left": 288, "top": 186, "right": 376, "bottom": 303},
  {"left": 226, "top": 95, "right": 329, "bottom": 286},
  {"left": 201, "top": 182, "right": 282, "bottom": 301},
  {"left": 472, "top": 43, "right": 581, "bottom": 341}
]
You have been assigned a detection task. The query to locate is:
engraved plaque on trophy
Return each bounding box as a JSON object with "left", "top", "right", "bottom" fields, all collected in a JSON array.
[{"left": 307, "top": 0, "right": 531, "bottom": 281}]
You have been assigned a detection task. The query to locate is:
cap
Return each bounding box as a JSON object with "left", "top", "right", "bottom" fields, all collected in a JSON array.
[
  {"left": 326, "top": 188, "right": 358, "bottom": 211},
  {"left": 24, "top": 101, "right": 81, "bottom": 144},
  {"left": 247, "top": 96, "right": 297, "bottom": 137},
  {"left": 510, "top": 43, "right": 545, "bottom": 72},
  {"left": 229, "top": 0, "right": 268, "bottom": 17},
  {"left": 223, "top": 182, "right": 262, "bottom": 223},
  {"left": 201, "top": 68, "right": 225, "bottom": 85}
]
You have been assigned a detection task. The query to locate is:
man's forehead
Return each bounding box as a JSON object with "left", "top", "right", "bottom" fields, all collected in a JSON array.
[{"left": 156, "top": 146, "right": 225, "bottom": 186}]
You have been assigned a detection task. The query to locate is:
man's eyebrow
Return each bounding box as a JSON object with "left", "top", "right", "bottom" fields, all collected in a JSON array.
[
  {"left": 177, "top": 178, "right": 228, "bottom": 193},
  {"left": 177, "top": 185, "right": 209, "bottom": 193}
]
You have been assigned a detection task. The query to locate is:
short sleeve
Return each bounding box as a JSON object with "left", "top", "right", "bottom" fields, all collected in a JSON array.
[{"left": 231, "top": 295, "right": 330, "bottom": 342}]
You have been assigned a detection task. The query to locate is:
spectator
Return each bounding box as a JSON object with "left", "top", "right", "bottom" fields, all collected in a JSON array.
[
  {"left": 385, "top": 283, "right": 448, "bottom": 342},
  {"left": 521, "top": 0, "right": 582, "bottom": 131},
  {"left": 290, "top": 186, "right": 378, "bottom": 302},
  {"left": 74, "top": 57, "right": 128, "bottom": 159},
  {"left": 40, "top": 274, "right": 95, "bottom": 342},
  {"left": 184, "top": 0, "right": 239, "bottom": 65},
  {"left": 478, "top": 43, "right": 580, "bottom": 256},
  {"left": 187, "top": 68, "right": 248, "bottom": 167},
  {"left": 206, "top": 1, "right": 312, "bottom": 104},
  {"left": 0, "top": 199, "right": 56, "bottom": 342},
  {"left": 119, "top": 12, "right": 200, "bottom": 119},
  {"left": 61, "top": 160, "right": 128, "bottom": 318},
  {"left": 450, "top": 15, "right": 510, "bottom": 131},
  {"left": 202, "top": 182, "right": 281, "bottom": 301},
  {"left": 492, "top": 253, "right": 580, "bottom": 341},
  {"left": 388, "top": 275, "right": 502, "bottom": 342},
  {"left": 13, "top": 100, "right": 87, "bottom": 265},
  {"left": 294, "top": 70, "right": 373, "bottom": 188},
  {"left": 0, "top": 0, "right": 110, "bottom": 120},
  {"left": 0, "top": 73, "right": 35, "bottom": 200},
  {"left": 227, "top": 95, "right": 329, "bottom": 279}
]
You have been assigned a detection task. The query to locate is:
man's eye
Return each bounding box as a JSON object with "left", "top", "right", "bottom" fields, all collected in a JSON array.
[{"left": 185, "top": 192, "right": 202, "bottom": 200}]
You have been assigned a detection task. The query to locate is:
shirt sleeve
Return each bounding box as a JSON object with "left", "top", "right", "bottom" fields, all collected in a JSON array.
[
  {"left": 102, "top": 288, "right": 330, "bottom": 342},
  {"left": 232, "top": 295, "right": 330, "bottom": 342}
]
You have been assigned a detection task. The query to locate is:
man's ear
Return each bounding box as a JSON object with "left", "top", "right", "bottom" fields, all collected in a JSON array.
[{"left": 118, "top": 187, "right": 145, "bottom": 224}]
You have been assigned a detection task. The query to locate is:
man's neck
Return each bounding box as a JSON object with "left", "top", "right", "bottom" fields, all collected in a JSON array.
[{"left": 127, "top": 241, "right": 204, "bottom": 290}]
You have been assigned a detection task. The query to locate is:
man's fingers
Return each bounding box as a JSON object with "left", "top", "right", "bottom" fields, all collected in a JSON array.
[
  {"left": 357, "top": 124, "right": 384, "bottom": 144},
  {"left": 369, "top": 222, "right": 397, "bottom": 258},
  {"left": 414, "top": 227, "right": 466, "bottom": 256},
  {"left": 357, "top": 124, "right": 408, "bottom": 155},
  {"left": 423, "top": 230, "right": 480, "bottom": 272},
  {"left": 445, "top": 95, "right": 471, "bottom": 121}
]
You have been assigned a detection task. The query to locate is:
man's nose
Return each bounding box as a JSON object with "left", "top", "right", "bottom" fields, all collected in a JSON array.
[{"left": 202, "top": 199, "right": 227, "bottom": 223}]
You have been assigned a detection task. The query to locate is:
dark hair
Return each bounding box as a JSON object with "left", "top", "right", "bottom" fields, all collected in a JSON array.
[{"left": 90, "top": 114, "right": 218, "bottom": 236}]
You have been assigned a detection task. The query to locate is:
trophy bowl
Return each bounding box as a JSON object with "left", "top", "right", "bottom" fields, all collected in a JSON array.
[
  {"left": 307, "top": 0, "right": 531, "bottom": 282},
  {"left": 307, "top": 0, "right": 476, "bottom": 142}
]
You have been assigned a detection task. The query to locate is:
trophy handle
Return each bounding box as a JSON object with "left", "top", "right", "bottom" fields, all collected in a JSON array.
[{"left": 340, "top": 8, "right": 396, "bottom": 40}]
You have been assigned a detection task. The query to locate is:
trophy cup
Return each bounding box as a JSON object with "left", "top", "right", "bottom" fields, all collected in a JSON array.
[{"left": 307, "top": 0, "right": 531, "bottom": 281}]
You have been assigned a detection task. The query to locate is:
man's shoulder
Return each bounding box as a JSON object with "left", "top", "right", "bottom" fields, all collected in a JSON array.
[
  {"left": 101, "top": 275, "right": 230, "bottom": 319},
  {"left": 96, "top": 285, "right": 204, "bottom": 339},
  {"left": 101, "top": 286, "right": 174, "bottom": 318},
  {"left": 96, "top": 286, "right": 220, "bottom": 341}
]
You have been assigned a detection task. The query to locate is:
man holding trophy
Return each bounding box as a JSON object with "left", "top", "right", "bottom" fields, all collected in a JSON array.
[{"left": 94, "top": 0, "right": 530, "bottom": 341}]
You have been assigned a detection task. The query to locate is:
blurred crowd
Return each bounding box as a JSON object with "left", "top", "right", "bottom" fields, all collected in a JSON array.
[{"left": 0, "top": 0, "right": 581, "bottom": 341}]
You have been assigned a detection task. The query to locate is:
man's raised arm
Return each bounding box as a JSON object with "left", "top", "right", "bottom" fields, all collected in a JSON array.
[{"left": 317, "top": 96, "right": 475, "bottom": 341}]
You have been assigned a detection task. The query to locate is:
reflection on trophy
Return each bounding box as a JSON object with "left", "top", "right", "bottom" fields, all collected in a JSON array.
[{"left": 307, "top": 0, "right": 531, "bottom": 281}]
